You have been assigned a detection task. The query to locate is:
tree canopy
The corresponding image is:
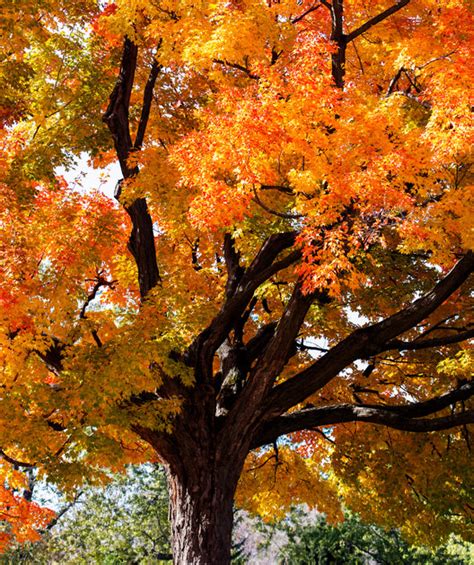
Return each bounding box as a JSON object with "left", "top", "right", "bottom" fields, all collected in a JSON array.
[{"left": 0, "top": 0, "right": 472, "bottom": 561}]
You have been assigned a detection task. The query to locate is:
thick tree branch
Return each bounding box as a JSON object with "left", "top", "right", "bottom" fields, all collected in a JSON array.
[
  {"left": 246, "top": 232, "right": 298, "bottom": 276},
  {"left": 219, "top": 281, "right": 317, "bottom": 452},
  {"left": 369, "top": 253, "right": 473, "bottom": 344},
  {"left": 330, "top": 0, "right": 346, "bottom": 88},
  {"left": 385, "top": 329, "right": 474, "bottom": 352},
  {"left": 103, "top": 38, "right": 160, "bottom": 298},
  {"left": 329, "top": 0, "right": 411, "bottom": 88},
  {"left": 346, "top": 0, "right": 411, "bottom": 43},
  {"left": 249, "top": 282, "right": 314, "bottom": 381},
  {"left": 377, "top": 380, "right": 474, "bottom": 417},
  {"left": 245, "top": 322, "right": 278, "bottom": 362},
  {"left": 134, "top": 56, "right": 162, "bottom": 150},
  {"left": 126, "top": 198, "right": 161, "bottom": 298},
  {"left": 254, "top": 408, "right": 474, "bottom": 448},
  {"left": 265, "top": 252, "right": 473, "bottom": 417},
  {"left": 254, "top": 381, "right": 474, "bottom": 447},
  {"left": 223, "top": 233, "right": 244, "bottom": 299},
  {"left": 0, "top": 448, "right": 35, "bottom": 468},
  {"left": 103, "top": 37, "right": 138, "bottom": 177},
  {"left": 187, "top": 232, "right": 300, "bottom": 379}
]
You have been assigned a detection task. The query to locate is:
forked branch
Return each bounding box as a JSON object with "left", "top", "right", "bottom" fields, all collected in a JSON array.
[
  {"left": 187, "top": 232, "right": 300, "bottom": 380},
  {"left": 328, "top": 0, "right": 411, "bottom": 88},
  {"left": 104, "top": 38, "right": 161, "bottom": 297}
]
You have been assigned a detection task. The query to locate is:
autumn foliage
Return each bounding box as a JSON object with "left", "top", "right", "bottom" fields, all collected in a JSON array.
[{"left": 0, "top": 0, "right": 473, "bottom": 559}]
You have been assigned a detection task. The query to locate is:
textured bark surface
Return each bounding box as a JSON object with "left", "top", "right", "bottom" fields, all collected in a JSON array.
[
  {"left": 167, "top": 465, "right": 236, "bottom": 565},
  {"left": 160, "top": 393, "right": 245, "bottom": 565}
]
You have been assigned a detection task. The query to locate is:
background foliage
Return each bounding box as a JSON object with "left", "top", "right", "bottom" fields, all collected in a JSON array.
[{"left": 2, "top": 467, "right": 473, "bottom": 564}]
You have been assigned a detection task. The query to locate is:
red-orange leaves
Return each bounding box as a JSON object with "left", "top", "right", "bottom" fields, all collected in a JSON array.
[
  {"left": 0, "top": 465, "right": 55, "bottom": 552},
  {"left": 0, "top": 490, "right": 55, "bottom": 551},
  {"left": 91, "top": 3, "right": 121, "bottom": 48}
]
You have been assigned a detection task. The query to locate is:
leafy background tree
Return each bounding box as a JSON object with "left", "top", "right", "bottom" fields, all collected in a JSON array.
[
  {"left": 277, "top": 510, "right": 474, "bottom": 565},
  {"left": 2, "top": 465, "right": 171, "bottom": 564}
]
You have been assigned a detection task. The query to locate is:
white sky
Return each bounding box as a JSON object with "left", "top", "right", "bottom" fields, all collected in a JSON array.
[{"left": 56, "top": 153, "right": 121, "bottom": 200}]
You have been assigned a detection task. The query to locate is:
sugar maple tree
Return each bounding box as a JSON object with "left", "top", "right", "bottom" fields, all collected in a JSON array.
[{"left": 1, "top": 0, "right": 473, "bottom": 562}]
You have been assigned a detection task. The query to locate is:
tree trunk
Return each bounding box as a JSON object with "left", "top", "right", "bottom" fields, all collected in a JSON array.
[{"left": 167, "top": 462, "right": 239, "bottom": 565}]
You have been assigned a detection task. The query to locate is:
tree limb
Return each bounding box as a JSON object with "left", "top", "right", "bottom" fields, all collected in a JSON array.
[
  {"left": 254, "top": 381, "right": 474, "bottom": 447},
  {"left": 79, "top": 274, "right": 115, "bottom": 319},
  {"left": 103, "top": 37, "right": 160, "bottom": 298},
  {"left": 220, "top": 280, "right": 317, "bottom": 451},
  {"left": 264, "top": 252, "right": 473, "bottom": 417},
  {"left": 213, "top": 59, "right": 260, "bottom": 80},
  {"left": 385, "top": 329, "right": 474, "bottom": 352},
  {"left": 330, "top": 0, "right": 346, "bottom": 88},
  {"left": 35, "top": 337, "right": 65, "bottom": 376},
  {"left": 43, "top": 491, "right": 83, "bottom": 532},
  {"left": 223, "top": 233, "right": 244, "bottom": 299},
  {"left": 134, "top": 56, "right": 162, "bottom": 150},
  {"left": 0, "top": 448, "right": 35, "bottom": 468},
  {"left": 186, "top": 232, "right": 300, "bottom": 379},
  {"left": 346, "top": 0, "right": 411, "bottom": 43},
  {"left": 253, "top": 187, "right": 303, "bottom": 219},
  {"left": 292, "top": 4, "right": 322, "bottom": 24},
  {"left": 103, "top": 37, "right": 137, "bottom": 177}
]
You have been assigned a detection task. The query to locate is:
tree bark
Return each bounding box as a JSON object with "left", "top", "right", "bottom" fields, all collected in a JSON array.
[
  {"left": 167, "top": 457, "right": 240, "bottom": 565},
  {"left": 330, "top": 0, "right": 346, "bottom": 88}
]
